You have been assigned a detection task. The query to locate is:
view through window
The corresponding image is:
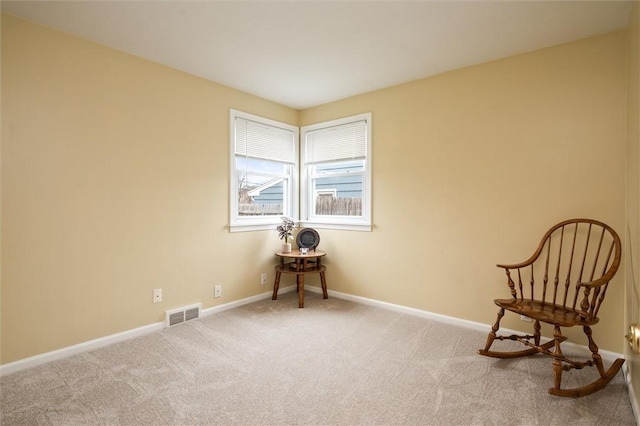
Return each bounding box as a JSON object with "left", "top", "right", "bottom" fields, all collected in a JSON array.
[{"left": 230, "top": 110, "right": 371, "bottom": 232}]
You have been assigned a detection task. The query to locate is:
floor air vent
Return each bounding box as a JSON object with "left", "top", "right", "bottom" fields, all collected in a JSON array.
[{"left": 166, "top": 303, "right": 202, "bottom": 327}]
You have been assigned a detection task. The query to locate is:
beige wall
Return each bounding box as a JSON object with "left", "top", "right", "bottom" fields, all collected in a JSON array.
[
  {"left": 1, "top": 14, "right": 298, "bottom": 363},
  {"left": 1, "top": 12, "right": 629, "bottom": 364},
  {"left": 625, "top": 0, "right": 640, "bottom": 413},
  {"left": 301, "top": 32, "right": 627, "bottom": 351}
]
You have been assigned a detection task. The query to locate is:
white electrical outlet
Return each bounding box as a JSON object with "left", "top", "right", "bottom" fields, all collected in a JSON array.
[
  {"left": 214, "top": 285, "right": 222, "bottom": 298},
  {"left": 520, "top": 315, "right": 532, "bottom": 322},
  {"left": 153, "top": 288, "right": 162, "bottom": 303},
  {"left": 261, "top": 272, "right": 267, "bottom": 285}
]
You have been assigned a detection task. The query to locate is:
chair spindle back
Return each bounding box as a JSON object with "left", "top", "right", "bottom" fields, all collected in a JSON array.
[{"left": 503, "top": 219, "right": 621, "bottom": 320}]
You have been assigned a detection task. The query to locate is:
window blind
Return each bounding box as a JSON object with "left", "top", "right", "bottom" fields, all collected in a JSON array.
[
  {"left": 235, "top": 117, "right": 296, "bottom": 163},
  {"left": 305, "top": 119, "right": 367, "bottom": 164}
]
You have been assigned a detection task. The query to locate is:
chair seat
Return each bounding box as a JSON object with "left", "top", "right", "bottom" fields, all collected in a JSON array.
[{"left": 494, "top": 298, "right": 599, "bottom": 327}]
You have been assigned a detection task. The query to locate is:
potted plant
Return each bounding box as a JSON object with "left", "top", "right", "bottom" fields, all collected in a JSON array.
[{"left": 277, "top": 216, "right": 295, "bottom": 252}]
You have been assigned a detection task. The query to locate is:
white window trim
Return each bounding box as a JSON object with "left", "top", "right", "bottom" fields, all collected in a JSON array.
[
  {"left": 229, "top": 109, "right": 299, "bottom": 233},
  {"left": 300, "top": 113, "right": 372, "bottom": 232}
]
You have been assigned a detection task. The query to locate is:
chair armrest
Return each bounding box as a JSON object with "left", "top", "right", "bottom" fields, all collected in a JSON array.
[
  {"left": 579, "top": 273, "right": 616, "bottom": 289},
  {"left": 497, "top": 262, "right": 529, "bottom": 270},
  {"left": 496, "top": 250, "right": 542, "bottom": 271},
  {"left": 496, "top": 254, "right": 541, "bottom": 270}
]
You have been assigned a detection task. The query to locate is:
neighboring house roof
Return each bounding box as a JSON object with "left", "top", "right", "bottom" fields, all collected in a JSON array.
[{"left": 247, "top": 178, "right": 284, "bottom": 198}]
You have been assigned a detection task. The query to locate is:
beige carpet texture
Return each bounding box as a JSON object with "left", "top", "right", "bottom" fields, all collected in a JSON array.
[{"left": 0, "top": 291, "right": 635, "bottom": 425}]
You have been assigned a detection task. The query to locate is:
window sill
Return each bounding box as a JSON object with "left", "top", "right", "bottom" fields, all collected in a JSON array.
[
  {"left": 299, "top": 221, "right": 372, "bottom": 232},
  {"left": 229, "top": 223, "right": 279, "bottom": 233}
]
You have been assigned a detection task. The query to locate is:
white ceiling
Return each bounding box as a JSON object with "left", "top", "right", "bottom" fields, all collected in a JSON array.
[{"left": 1, "top": 1, "right": 634, "bottom": 110}]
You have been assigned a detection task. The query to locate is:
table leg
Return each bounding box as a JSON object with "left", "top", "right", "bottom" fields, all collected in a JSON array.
[
  {"left": 272, "top": 270, "right": 281, "bottom": 300},
  {"left": 297, "top": 273, "right": 304, "bottom": 308},
  {"left": 320, "top": 270, "right": 328, "bottom": 299},
  {"left": 296, "top": 260, "right": 301, "bottom": 293}
]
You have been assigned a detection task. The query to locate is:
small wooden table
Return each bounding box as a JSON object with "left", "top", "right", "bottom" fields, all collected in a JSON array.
[{"left": 272, "top": 250, "right": 328, "bottom": 308}]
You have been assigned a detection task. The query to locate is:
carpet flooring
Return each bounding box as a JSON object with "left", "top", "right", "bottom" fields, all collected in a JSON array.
[{"left": 0, "top": 291, "right": 635, "bottom": 425}]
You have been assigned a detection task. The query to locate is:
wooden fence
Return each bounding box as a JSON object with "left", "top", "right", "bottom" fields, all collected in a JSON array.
[
  {"left": 239, "top": 197, "right": 362, "bottom": 216},
  {"left": 239, "top": 204, "right": 282, "bottom": 216},
  {"left": 315, "top": 197, "right": 362, "bottom": 216}
]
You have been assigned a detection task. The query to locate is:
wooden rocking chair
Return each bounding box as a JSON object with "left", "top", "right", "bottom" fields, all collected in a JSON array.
[{"left": 478, "top": 218, "right": 623, "bottom": 397}]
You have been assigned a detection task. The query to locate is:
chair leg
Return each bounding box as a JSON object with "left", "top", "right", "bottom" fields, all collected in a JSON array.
[
  {"left": 548, "top": 325, "right": 625, "bottom": 397},
  {"left": 478, "top": 307, "right": 518, "bottom": 357},
  {"left": 551, "top": 325, "right": 567, "bottom": 392},
  {"left": 534, "top": 320, "right": 541, "bottom": 346},
  {"left": 584, "top": 325, "right": 605, "bottom": 377},
  {"left": 478, "top": 308, "right": 555, "bottom": 358},
  {"left": 482, "top": 308, "right": 504, "bottom": 352}
]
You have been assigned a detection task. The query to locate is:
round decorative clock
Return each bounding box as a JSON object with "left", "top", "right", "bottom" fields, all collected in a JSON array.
[{"left": 296, "top": 228, "right": 320, "bottom": 250}]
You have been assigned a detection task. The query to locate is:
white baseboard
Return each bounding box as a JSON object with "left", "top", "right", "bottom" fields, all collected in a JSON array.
[
  {"left": 305, "top": 285, "right": 625, "bottom": 364},
  {"left": 0, "top": 287, "right": 296, "bottom": 377},
  {"left": 1, "top": 284, "right": 625, "bottom": 377},
  {"left": 310, "top": 286, "right": 490, "bottom": 331},
  {"left": 0, "top": 322, "right": 164, "bottom": 377},
  {"left": 200, "top": 285, "right": 295, "bottom": 318}
]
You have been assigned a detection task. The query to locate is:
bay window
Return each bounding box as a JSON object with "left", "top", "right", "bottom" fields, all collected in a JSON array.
[{"left": 230, "top": 110, "right": 371, "bottom": 232}]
